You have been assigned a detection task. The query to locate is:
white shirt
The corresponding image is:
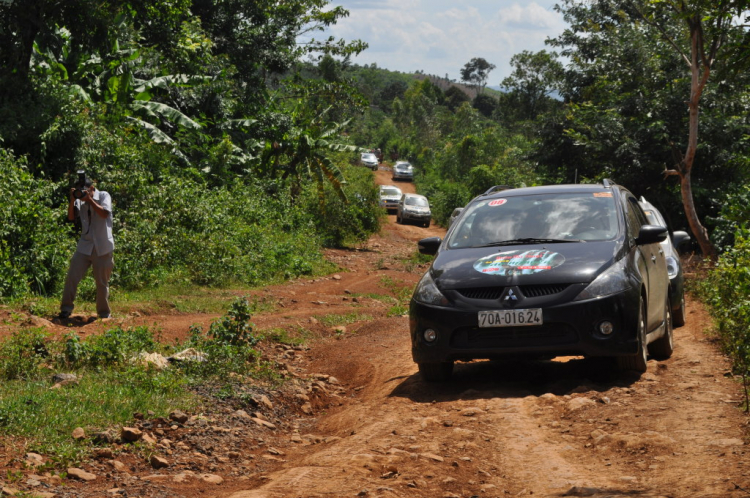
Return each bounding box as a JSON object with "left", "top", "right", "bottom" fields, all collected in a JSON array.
[{"left": 75, "top": 189, "right": 114, "bottom": 256}]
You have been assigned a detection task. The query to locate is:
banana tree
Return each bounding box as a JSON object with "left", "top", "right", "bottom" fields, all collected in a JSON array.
[{"left": 261, "top": 111, "right": 358, "bottom": 203}]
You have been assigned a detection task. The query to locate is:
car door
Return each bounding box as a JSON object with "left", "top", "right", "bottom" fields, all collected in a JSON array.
[{"left": 624, "top": 194, "right": 668, "bottom": 332}]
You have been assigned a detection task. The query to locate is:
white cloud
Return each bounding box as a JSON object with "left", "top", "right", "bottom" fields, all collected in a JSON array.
[
  {"left": 496, "top": 3, "right": 561, "bottom": 29},
  {"left": 321, "top": 1, "right": 567, "bottom": 81}
]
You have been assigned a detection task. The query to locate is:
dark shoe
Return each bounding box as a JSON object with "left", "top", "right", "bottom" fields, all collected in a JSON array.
[{"left": 58, "top": 311, "right": 71, "bottom": 319}]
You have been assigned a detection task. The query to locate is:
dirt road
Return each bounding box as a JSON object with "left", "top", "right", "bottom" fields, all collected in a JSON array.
[
  {"left": 222, "top": 169, "right": 750, "bottom": 497},
  {"left": 3, "top": 166, "right": 748, "bottom": 497}
]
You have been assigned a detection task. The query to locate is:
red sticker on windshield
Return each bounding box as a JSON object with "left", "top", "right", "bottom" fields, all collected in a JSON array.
[
  {"left": 489, "top": 199, "right": 507, "bottom": 207},
  {"left": 593, "top": 192, "right": 612, "bottom": 198}
]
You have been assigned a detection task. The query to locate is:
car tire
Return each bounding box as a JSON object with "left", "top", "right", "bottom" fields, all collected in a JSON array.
[
  {"left": 418, "top": 361, "right": 453, "bottom": 381},
  {"left": 673, "top": 295, "right": 686, "bottom": 327},
  {"left": 396, "top": 213, "right": 401, "bottom": 224},
  {"left": 649, "top": 296, "right": 674, "bottom": 360},
  {"left": 616, "top": 298, "right": 648, "bottom": 373},
  {"left": 423, "top": 220, "right": 430, "bottom": 228}
]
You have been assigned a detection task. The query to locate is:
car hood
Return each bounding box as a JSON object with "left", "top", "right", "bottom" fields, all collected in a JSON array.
[
  {"left": 431, "top": 240, "right": 623, "bottom": 290},
  {"left": 380, "top": 195, "right": 400, "bottom": 201}
]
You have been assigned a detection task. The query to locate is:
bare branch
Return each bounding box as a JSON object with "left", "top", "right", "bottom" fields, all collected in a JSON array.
[{"left": 627, "top": 0, "right": 692, "bottom": 67}]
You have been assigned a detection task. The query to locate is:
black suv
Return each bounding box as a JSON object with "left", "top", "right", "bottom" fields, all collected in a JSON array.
[{"left": 410, "top": 181, "right": 672, "bottom": 381}]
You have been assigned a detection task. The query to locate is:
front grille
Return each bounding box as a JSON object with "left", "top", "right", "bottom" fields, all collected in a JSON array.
[
  {"left": 456, "top": 287, "right": 504, "bottom": 300},
  {"left": 451, "top": 324, "right": 577, "bottom": 349},
  {"left": 520, "top": 284, "right": 570, "bottom": 298}
]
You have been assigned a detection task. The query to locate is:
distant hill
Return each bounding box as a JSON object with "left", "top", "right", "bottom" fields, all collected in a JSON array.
[{"left": 413, "top": 73, "right": 503, "bottom": 99}]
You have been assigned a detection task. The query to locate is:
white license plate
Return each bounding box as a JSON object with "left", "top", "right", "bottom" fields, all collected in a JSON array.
[{"left": 478, "top": 309, "right": 543, "bottom": 328}]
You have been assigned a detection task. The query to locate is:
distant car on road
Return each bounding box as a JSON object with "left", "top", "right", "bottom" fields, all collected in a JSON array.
[
  {"left": 397, "top": 193, "right": 431, "bottom": 228},
  {"left": 639, "top": 196, "right": 690, "bottom": 326},
  {"left": 360, "top": 152, "right": 379, "bottom": 171},
  {"left": 392, "top": 161, "right": 414, "bottom": 181},
  {"left": 379, "top": 185, "right": 403, "bottom": 213}
]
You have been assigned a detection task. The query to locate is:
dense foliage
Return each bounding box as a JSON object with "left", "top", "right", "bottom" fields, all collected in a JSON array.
[{"left": 0, "top": 0, "right": 382, "bottom": 301}]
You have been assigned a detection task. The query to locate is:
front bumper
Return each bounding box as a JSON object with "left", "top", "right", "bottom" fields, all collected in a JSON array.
[
  {"left": 401, "top": 210, "right": 430, "bottom": 222},
  {"left": 410, "top": 286, "right": 641, "bottom": 363},
  {"left": 380, "top": 200, "right": 399, "bottom": 211},
  {"left": 393, "top": 172, "right": 413, "bottom": 180}
]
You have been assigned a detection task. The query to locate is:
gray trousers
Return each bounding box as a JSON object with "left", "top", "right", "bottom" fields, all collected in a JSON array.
[{"left": 60, "top": 248, "right": 114, "bottom": 317}]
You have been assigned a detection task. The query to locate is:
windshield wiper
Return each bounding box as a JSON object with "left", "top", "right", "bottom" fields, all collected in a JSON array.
[{"left": 476, "top": 238, "right": 585, "bottom": 247}]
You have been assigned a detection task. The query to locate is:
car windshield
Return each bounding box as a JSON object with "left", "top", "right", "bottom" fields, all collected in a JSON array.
[
  {"left": 362, "top": 153, "right": 377, "bottom": 161},
  {"left": 381, "top": 188, "right": 401, "bottom": 196},
  {"left": 447, "top": 192, "right": 620, "bottom": 248},
  {"left": 405, "top": 196, "right": 428, "bottom": 207},
  {"left": 397, "top": 163, "right": 411, "bottom": 169}
]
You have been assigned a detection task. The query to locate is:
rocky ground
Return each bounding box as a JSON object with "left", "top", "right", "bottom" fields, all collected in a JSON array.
[{"left": 0, "top": 167, "right": 748, "bottom": 498}]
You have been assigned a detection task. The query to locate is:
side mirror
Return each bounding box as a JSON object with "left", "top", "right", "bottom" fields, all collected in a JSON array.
[
  {"left": 671, "top": 231, "right": 691, "bottom": 254},
  {"left": 635, "top": 225, "right": 667, "bottom": 245},
  {"left": 418, "top": 237, "right": 442, "bottom": 255}
]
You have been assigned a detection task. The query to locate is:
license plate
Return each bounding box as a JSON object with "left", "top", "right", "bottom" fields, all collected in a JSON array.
[{"left": 478, "top": 309, "right": 543, "bottom": 328}]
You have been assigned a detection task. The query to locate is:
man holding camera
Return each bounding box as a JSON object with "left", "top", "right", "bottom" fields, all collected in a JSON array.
[{"left": 58, "top": 172, "right": 115, "bottom": 320}]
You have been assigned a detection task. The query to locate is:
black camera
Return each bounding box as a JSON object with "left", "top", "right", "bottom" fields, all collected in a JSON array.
[{"left": 72, "top": 170, "right": 88, "bottom": 199}]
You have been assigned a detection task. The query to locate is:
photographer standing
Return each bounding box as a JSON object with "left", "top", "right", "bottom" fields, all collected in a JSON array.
[{"left": 58, "top": 173, "right": 114, "bottom": 320}]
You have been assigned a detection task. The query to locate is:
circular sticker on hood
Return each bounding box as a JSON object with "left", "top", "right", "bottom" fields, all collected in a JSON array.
[{"left": 474, "top": 250, "right": 565, "bottom": 276}]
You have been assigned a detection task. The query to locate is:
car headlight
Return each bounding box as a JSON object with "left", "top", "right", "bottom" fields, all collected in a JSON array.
[
  {"left": 413, "top": 271, "right": 450, "bottom": 306},
  {"left": 665, "top": 256, "right": 679, "bottom": 278},
  {"left": 573, "top": 258, "right": 631, "bottom": 301}
]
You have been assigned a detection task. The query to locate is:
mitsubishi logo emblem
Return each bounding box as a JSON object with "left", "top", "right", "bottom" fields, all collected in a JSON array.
[{"left": 504, "top": 289, "right": 518, "bottom": 301}]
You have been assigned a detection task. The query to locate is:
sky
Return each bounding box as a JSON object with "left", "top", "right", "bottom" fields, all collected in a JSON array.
[{"left": 320, "top": 1, "right": 568, "bottom": 85}]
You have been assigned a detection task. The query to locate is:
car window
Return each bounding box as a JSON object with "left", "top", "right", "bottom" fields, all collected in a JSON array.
[
  {"left": 641, "top": 208, "right": 665, "bottom": 227},
  {"left": 447, "top": 192, "right": 619, "bottom": 248},
  {"left": 381, "top": 188, "right": 401, "bottom": 196},
  {"left": 362, "top": 153, "right": 376, "bottom": 160},
  {"left": 405, "top": 196, "right": 428, "bottom": 206},
  {"left": 624, "top": 195, "right": 648, "bottom": 238}
]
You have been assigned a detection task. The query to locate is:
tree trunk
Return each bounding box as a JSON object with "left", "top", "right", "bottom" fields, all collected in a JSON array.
[{"left": 680, "top": 20, "right": 718, "bottom": 259}]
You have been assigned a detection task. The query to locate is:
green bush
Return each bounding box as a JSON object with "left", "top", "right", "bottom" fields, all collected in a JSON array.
[
  {"left": 0, "top": 152, "right": 73, "bottom": 298},
  {"left": 300, "top": 163, "right": 382, "bottom": 247},
  {"left": 182, "top": 297, "right": 263, "bottom": 379},
  {"left": 700, "top": 228, "right": 750, "bottom": 410},
  {"left": 0, "top": 328, "right": 51, "bottom": 380},
  {"left": 62, "top": 327, "right": 160, "bottom": 369}
]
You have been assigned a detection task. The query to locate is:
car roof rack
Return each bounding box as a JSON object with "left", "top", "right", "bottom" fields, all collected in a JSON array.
[
  {"left": 483, "top": 185, "right": 513, "bottom": 195},
  {"left": 602, "top": 178, "right": 616, "bottom": 188}
]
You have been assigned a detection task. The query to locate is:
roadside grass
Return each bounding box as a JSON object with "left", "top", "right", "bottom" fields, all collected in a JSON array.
[
  {"left": 348, "top": 276, "right": 413, "bottom": 317},
  {"left": 0, "top": 297, "right": 284, "bottom": 469},
  {"left": 316, "top": 313, "right": 373, "bottom": 327},
  {"left": 9, "top": 283, "right": 279, "bottom": 318},
  {"left": 402, "top": 250, "right": 434, "bottom": 272},
  {"left": 0, "top": 368, "right": 193, "bottom": 467},
  {"left": 261, "top": 326, "right": 312, "bottom": 346}
]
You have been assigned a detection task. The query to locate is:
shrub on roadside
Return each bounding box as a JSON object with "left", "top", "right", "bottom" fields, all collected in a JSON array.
[
  {"left": 0, "top": 152, "right": 73, "bottom": 298},
  {"left": 700, "top": 228, "right": 750, "bottom": 410}
]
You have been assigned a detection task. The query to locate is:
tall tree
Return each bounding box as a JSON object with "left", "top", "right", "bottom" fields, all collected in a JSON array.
[
  {"left": 548, "top": 0, "right": 750, "bottom": 258},
  {"left": 500, "top": 50, "right": 563, "bottom": 119},
  {"left": 0, "top": 0, "right": 189, "bottom": 85},
  {"left": 460, "top": 57, "right": 496, "bottom": 95},
  {"left": 626, "top": 0, "right": 749, "bottom": 258}
]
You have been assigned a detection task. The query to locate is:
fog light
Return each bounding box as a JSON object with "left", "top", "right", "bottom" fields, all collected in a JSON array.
[
  {"left": 599, "top": 321, "right": 614, "bottom": 335},
  {"left": 423, "top": 329, "right": 437, "bottom": 342}
]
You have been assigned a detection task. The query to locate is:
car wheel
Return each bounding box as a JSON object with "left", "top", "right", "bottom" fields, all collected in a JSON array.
[
  {"left": 418, "top": 361, "right": 453, "bottom": 381},
  {"left": 423, "top": 220, "right": 430, "bottom": 228},
  {"left": 616, "top": 298, "right": 648, "bottom": 373},
  {"left": 649, "top": 296, "right": 674, "bottom": 359},
  {"left": 396, "top": 213, "right": 402, "bottom": 224},
  {"left": 673, "top": 295, "right": 686, "bottom": 327}
]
